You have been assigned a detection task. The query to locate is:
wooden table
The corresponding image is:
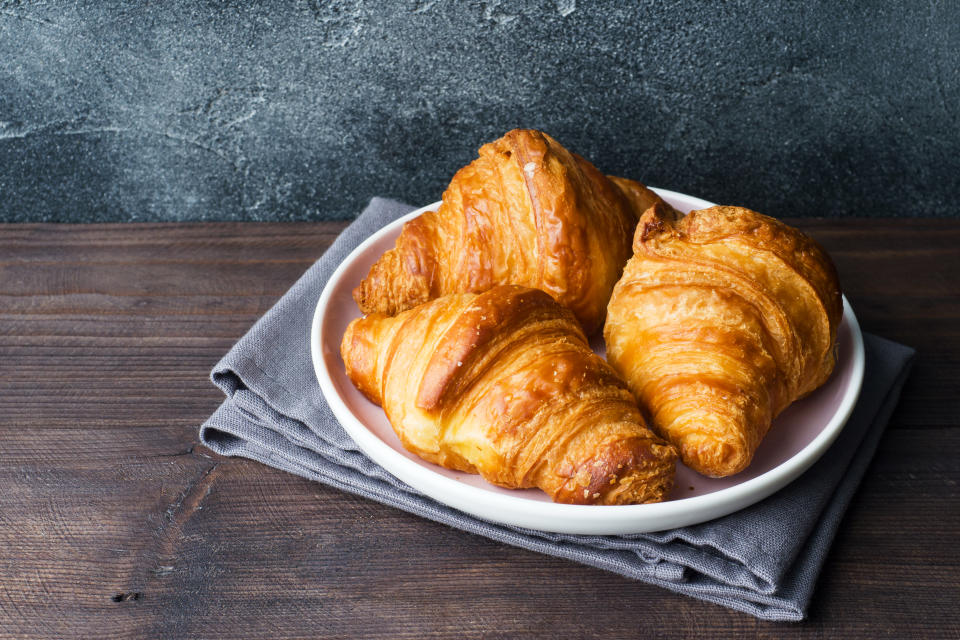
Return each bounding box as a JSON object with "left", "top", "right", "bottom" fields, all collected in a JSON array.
[{"left": 2, "top": 220, "right": 958, "bottom": 639}]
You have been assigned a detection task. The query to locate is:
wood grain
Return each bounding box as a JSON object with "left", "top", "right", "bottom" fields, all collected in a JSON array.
[{"left": 0, "top": 220, "right": 957, "bottom": 639}]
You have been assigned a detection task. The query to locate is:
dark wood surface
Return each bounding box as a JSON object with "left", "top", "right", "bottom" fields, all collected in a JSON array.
[{"left": 1, "top": 220, "right": 958, "bottom": 639}]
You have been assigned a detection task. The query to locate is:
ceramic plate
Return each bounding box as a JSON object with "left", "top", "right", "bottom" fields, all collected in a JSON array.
[{"left": 311, "top": 188, "right": 865, "bottom": 535}]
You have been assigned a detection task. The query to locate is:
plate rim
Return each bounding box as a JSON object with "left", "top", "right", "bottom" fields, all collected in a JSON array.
[{"left": 310, "top": 189, "right": 866, "bottom": 535}]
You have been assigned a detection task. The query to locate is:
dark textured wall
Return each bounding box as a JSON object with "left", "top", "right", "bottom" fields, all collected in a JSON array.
[{"left": 1, "top": 1, "right": 957, "bottom": 222}]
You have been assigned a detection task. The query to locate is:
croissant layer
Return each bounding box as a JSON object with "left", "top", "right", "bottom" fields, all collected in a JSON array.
[
  {"left": 353, "top": 129, "right": 668, "bottom": 335},
  {"left": 342, "top": 285, "right": 677, "bottom": 505},
  {"left": 604, "top": 203, "right": 843, "bottom": 477}
]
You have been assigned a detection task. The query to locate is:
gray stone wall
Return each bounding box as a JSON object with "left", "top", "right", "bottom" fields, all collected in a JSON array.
[{"left": 1, "top": 1, "right": 957, "bottom": 221}]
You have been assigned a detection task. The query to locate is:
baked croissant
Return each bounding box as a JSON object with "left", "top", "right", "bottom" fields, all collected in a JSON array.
[
  {"left": 353, "top": 129, "right": 669, "bottom": 335},
  {"left": 604, "top": 203, "right": 843, "bottom": 477},
  {"left": 341, "top": 285, "right": 677, "bottom": 505}
]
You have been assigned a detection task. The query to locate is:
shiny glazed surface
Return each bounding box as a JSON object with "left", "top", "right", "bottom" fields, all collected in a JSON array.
[
  {"left": 342, "top": 285, "right": 677, "bottom": 505},
  {"left": 312, "top": 189, "right": 865, "bottom": 534}
]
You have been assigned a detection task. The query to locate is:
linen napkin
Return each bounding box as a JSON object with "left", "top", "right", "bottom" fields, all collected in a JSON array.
[{"left": 200, "top": 197, "right": 915, "bottom": 621}]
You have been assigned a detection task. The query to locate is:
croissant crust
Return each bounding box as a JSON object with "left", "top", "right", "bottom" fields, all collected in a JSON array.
[
  {"left": 342, "top": 285, "right": 677, "bottom": 504},
  {"left": 353, "top": 129, "right": 668, "bottom": 335},
  {"left": 604, "top": 203, "right": 842, "bottom": 477}
]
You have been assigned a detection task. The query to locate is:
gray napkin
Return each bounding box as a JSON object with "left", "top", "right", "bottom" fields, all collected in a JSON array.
[{"left": 200, "top": 197, "right": 915, "bottom": 621}]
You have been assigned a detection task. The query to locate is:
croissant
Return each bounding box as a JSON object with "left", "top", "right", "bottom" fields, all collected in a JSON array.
[
  {"left": 341, "top": 285, "right": 677, "bottom": 505},
  {"left": 604, "top": 203, "right": 843, "bottom": 477},
  {"left": 353, "top": 129, "right": 669, "bottom": 335}
]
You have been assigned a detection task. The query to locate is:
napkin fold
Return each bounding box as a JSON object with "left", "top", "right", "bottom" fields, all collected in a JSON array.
[{"left": 200, "top": 198, "right": 915, "bottom": 621}]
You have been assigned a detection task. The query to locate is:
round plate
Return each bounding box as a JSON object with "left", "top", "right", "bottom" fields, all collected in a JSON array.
[{"left": 311, "top": 188, "right": 865, "bottom": 535}]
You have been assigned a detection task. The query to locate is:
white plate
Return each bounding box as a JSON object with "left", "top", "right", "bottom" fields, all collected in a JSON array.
[{"left": 311, "top": 188, "right": 865, "bottom": 535}]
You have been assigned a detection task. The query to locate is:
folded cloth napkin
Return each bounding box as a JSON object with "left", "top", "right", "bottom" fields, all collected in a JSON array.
[{"left": 200, "top": 197, "right": 915, "bottom": 621}]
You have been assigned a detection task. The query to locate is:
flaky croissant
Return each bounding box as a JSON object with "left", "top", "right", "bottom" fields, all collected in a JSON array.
[
  {"left": 342, "top": 285, "right": 677, "bottom": 505},
  {"left": 604, "top": 203, "right": 843, "bottom": 477},
  {"left": 353, "top": 129, "right": 669, "bottom": 335}
]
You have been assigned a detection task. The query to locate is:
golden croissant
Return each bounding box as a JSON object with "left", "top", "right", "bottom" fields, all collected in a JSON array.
[
  {"left": 341, "top": 285, "right": 677, "bottom": 505},
  {"left": 604, "top": 203, "right": 843, "bottom": 477},
  {"left": 353, "top": 128, "right": 670, "bottom": 335}
]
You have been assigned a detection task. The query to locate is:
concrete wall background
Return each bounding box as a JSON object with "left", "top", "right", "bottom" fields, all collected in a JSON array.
[{"left": 1, "top": 1, "right": 957, "bottom": 222}]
